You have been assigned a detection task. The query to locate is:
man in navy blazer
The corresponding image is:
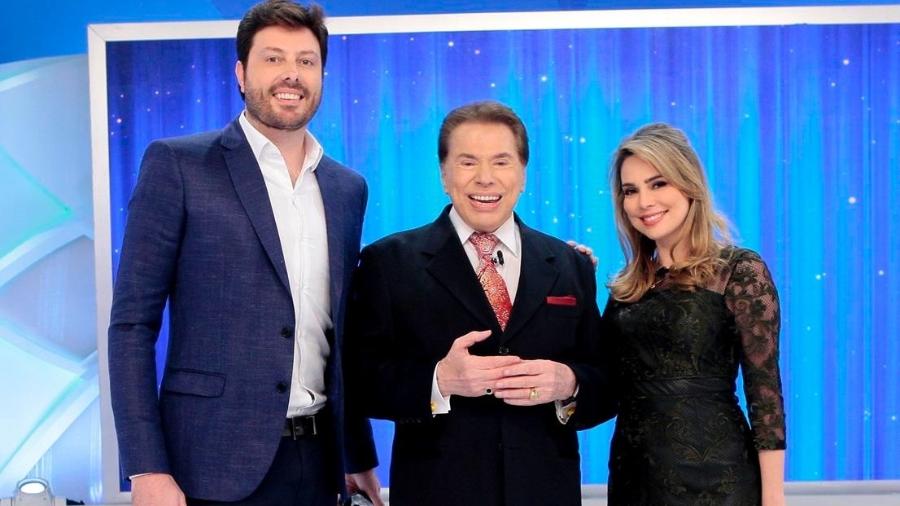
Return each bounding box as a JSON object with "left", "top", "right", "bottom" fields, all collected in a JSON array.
[
  {"left": 344, "top": 101, "right": 616, "bottom": 505},
  {"left": 108, "top": 1, "right": 380, "bottom": 505}
]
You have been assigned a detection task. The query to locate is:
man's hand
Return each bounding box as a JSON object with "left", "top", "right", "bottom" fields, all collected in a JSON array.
[
  {"left": 566, "top": 240, "right": 598, "bottom": 268},
  {"left": 492, "top": 359, "right": 577, "bottom": 406},
  {"left": 436, "top": 330, "right": 521, "bottom": 397},
  {"left": 131, "top": 473, "right": 185, "bottom": 506},
  {"left": 346, "top": 468, "right": 384, "bottom": 506}
]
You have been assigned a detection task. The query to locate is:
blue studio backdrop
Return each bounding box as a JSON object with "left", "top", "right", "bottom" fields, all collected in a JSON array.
[
  {"left": 105, "top": 21, "right": 900, "bottom": 485},
  {"left": 0, "top": 1, "right": 898, "bottom": 503}
]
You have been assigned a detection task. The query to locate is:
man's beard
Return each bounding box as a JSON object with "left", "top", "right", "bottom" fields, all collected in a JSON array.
[{"left": 244, "top": 82, "right": 321, "bottom": 132}]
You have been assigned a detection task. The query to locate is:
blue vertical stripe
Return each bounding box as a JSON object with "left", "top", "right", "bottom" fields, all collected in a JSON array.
[{"left": 105, "top": 22, "right": 900, "bottom": 483}]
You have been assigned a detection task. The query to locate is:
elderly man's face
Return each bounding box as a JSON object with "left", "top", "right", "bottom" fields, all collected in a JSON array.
[{"left": 440, "top": 121, "right": 526, "bottom": 233}]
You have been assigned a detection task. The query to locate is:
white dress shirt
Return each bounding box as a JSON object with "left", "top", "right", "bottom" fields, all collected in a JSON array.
[
  {"left": 240, "top": 112, "right": 331, "bottom": 417},
  {"left": 448, "top": 208, "right": 523, "bottom": 302},
  {"left": 431, "top": 208, "right": 576, "bottom": 423},
  {"left": 128, "top": 115, "right": 333, "bottom": 481},
  {"left": 431, "top": 208, "right": 521, "bottom": 415}
]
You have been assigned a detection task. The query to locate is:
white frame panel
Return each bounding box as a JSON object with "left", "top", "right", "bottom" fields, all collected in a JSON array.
[{"left": 89, "top": 5, "right": 900, "bottom": 503}]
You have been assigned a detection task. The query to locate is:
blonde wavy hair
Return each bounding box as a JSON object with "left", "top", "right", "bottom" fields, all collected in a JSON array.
[{"left": 608, "top": 123, "right": 732, "bottom": 302}]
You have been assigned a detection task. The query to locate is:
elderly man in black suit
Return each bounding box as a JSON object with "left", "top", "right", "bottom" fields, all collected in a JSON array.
[{"left": 344, "top": 101, "right": 616, "bottom": 505}]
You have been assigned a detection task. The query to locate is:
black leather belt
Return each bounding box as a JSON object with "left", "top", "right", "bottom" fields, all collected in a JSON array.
[
  {"left": 283, "top": 414, "right": 320, "bottom": 439},
  {"left": 629, "top": 377, "right": 734, "bottom": 397}
]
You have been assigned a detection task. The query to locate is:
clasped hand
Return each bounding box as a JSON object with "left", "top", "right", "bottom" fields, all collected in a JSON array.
[{"left": 436, "top": 330, "right": 576, "bottom": 406}]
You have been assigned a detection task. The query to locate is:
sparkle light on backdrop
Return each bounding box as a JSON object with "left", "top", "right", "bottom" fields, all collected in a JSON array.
[{"left": 101, "top": 20, "right": 900, "bottom": 486}]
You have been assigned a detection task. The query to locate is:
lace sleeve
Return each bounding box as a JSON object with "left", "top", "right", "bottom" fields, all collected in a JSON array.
[{"left": 724, "top": 250, "right": 786, "bottom": 450}]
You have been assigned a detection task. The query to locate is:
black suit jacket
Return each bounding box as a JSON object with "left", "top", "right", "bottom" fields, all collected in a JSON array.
[{"left": 345, "top": 206, "right": 615, "bottom": 506}]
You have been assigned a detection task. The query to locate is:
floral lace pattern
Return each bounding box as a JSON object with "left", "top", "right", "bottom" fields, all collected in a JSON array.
[
  {"left": 604, "top": 248, "right": 785, "bottom": 505},
  {"left": 722, "top": 250, "right": 785, "bottom": 450}
]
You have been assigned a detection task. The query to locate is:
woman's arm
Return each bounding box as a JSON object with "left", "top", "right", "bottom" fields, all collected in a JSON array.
[
  {"left": 759, "top": 449, "right": 785, "bottom": 506},
  {"left": 724, "top": 250, "right": 786, "bottom": 505}
]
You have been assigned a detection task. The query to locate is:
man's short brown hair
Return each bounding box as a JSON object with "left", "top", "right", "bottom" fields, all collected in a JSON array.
[
  {"left": 438, "top": 101, "right": 529, "bottom": 165},
  {"left": 236, "top": 0, "right": 329, "bottom": 69}
]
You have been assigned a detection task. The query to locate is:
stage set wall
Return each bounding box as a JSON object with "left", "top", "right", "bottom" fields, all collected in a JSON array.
[{"left": 1, "top": 1, "right": 899, "bottom": 504}]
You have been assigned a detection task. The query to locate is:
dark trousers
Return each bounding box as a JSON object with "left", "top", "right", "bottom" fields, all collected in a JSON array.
[{"left": 188, "top": 430, "right": 338, "bottom": 506}]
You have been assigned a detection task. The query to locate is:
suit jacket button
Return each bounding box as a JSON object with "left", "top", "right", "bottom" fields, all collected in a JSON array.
[
  {"left": 498, "top": 346, "right": 510, "bottom": 355},
  {"left": 280, "top": 327, "right": 293, "bottom": 338},
  {"left": 276, "top": 382, "right": 288, "bottom": 393}
]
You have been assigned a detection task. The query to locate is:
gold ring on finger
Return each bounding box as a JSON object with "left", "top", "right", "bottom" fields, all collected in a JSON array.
[{"left": 529, "top": 387, "right": 539, "bottom": 400}]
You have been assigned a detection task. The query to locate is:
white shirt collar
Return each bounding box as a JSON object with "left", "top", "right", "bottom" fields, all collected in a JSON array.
[
  {"left": 448, "top": 207, "right": 520, "bottom": 258},
  {"left": 239, "top": 110, "right": 324, "bottom": 174}
]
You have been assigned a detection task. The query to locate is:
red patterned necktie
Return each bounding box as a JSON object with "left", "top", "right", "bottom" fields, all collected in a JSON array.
[{"left": 469, "top": 232, "right": 513, "bottom": 330}]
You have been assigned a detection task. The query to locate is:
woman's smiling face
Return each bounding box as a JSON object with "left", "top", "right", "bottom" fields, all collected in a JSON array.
[{"left": 619, "top": 154, "right": 691, "bottom": 252}]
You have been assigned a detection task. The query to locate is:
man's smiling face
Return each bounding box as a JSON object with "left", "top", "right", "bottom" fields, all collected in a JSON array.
[
  {"left": 440, "top": 121, "right": 526, "bottom": 233},
  {"left": 235, "top": 25, "right": 323, "bottom": 135}
]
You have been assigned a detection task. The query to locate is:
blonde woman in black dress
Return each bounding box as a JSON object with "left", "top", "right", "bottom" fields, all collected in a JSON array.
[{"left": 603, "top": 123, "right": 786, "bottom": 505}]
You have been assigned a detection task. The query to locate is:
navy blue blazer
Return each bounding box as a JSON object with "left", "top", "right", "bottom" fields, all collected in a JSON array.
[
  {"left": 108, "top": 117, "right": 376, "bottom": 501},
  {"left": 344, "top": 206, "right": 615, "bottom": 506}
]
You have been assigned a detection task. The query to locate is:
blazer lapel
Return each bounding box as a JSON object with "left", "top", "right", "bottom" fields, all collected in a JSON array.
[
  {"left": 424, "top": 208, "right": 498, "bottom": 331},
  {"left": 502, "top": 219, "right": 559, "bottom": 341},
  {"left": 220, "top": 119, "right": 291, "bottom": 293},
  {"left": 315, "top": 158, "right": 346, "bottom": 320}
]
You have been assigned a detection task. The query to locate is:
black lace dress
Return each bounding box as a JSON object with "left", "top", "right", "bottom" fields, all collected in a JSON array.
[{"left": 603, "top": 248, "right": 786, "bottom": 506}]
